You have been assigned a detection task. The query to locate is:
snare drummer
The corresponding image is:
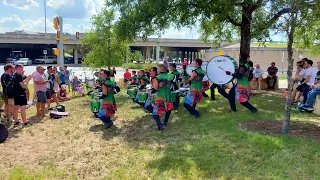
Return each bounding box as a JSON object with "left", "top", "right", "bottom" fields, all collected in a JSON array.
[
  {"left": 169, "top": 63, "right": 181, "bottom": 109},
  {"left": 130, "top": 71, "right": 138, "bottom": 85},
  {"left": 151, "top": 64, "right": 174, "bottom": 130},
  {"left": 225, "top": 53, "right": 258, "bottom": 113},
  {"left": 180, "top": 65, "right": 189, "bottom": 88},
  {"left": 183, "top": 59, "right": 205, "bottom": 118},
  {"left": 143, "top": 67, "right": 158, "bottom": 113}
]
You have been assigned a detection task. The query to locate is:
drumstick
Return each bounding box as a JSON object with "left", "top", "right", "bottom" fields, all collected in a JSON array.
[{"left": 218, "top": 67, "right": 226, "bottom": 72}]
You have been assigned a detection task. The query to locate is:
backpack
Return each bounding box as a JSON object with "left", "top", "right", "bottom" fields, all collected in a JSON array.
[
  {"left": 5, "top": 74, "right": 15, "bottom": 98},
  {"left": 49, "top": 111, "right": 69, "bottom": 119},
  {"left": 56, "top": 105, "right": 65, "bottom": 112}
]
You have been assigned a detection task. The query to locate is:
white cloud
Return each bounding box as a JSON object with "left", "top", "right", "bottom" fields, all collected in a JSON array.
[
  {"left": 0, "top": 14, "right": 54, "bottom": 33},
  {"left": 3, "top": 0, "right": 39, "bottom": 10},
  {"left": 47, "top": 0, "right": 96, "bottom": 19}
]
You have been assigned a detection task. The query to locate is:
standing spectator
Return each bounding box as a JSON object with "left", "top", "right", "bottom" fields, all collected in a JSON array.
[
  {"left": 123, "top": 69, "right": 131, "bottom": 87},
  {"left": 301, "top": 61, "right": 320, "bottom": 111},
  {"left": 181, "top": 58, "right": 189, "bottom": 67},
  {"left": 33, "top": 65, "right": 48, "bottom": 117},
  {"left": 53, "top": 67, "right": 60, "bottom": 93},
  {"left": 58, "top": 67, "right": 66, "bottom": 86},
  {"left": 247, "top": 56, "right": 254, "bottom": 94},
  {"left": 12, "top": 64, "right": 32, "bottom": 127},
  {"left": 64, "top": 66, "right": 71, "bottom": 92},
  {"left": 301, "top": 59, "right": 318, "bottom": 104},
  {"left": 163, "top": 58, "right": 169, "bottom": 69},
  {"left": 252, "top": 64, "right": 264, "bottom": 90},
  {"left": 266, "top": 62, "right": 278, "bottom": 89},
  {"left": 1, "top": 64, "right": 14, "bottom": 121},
  {"left": 45, "top": 66, "right": 58, "bottom": 110}
]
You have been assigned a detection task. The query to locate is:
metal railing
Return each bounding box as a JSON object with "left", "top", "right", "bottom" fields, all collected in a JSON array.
[{"left": 0, "top": 33, "right": 83, "bottom": 40}]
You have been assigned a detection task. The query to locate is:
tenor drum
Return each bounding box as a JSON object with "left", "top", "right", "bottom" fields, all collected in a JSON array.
[
  {"left": 138, "top": 92, "right": 148, "bottom": 103},
  {"left": 186, "top": 62, "right": 209, "bottom": 81},
  {"left": 128, "top": 89, "right": 137, "bottom": 98},
  {"left": 206, "top": 55, "right": 238, "bottom": 85},
  {"left": 171, "top": 92, "right": 177, "bottom": 103}
]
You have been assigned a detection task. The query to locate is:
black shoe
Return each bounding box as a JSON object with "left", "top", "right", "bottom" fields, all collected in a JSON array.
[
  {"left": 267, "top": 87, "right": 271, "bottom": 89},
  {"left": 272, "top": 86, "right": 275, "bottom": 89},
  {"left": 251, "top": 109, "right": 258, "bottom": 114},
  {"left": 163, "top": 122, "right": 168, "bottom": 127},
  {"left": 211, "top": 98, "right": 216, "bottom": 101},
  {"left": 104, "top": 122, "right": 114, "bottom": 129},
  {"left": 24, "top": 122, "right": 32, "bottom": 127},
  {"left": 48, "top": 107, "right": 54, "bottom": 110},
  {"left": 228, "top": 109, "right": 237, "bottom": 112},
  {"left": 13, "top": 122, "right": 20, "bottom": 127},
  {"left": 158, "top": 125, "right": 164, "bottom": 131},
  {"left": 194, "top": 113, "right": 201, "bottom": 118}
]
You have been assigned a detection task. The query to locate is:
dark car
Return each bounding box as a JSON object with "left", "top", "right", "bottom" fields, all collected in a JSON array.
[{"left": 64, "top": 57, "right": 74, "bottom": 64}]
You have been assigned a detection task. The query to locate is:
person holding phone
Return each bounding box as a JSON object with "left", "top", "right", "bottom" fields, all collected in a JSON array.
[{"left": 33, "top": 65, "right": 48, "bottom": 117}]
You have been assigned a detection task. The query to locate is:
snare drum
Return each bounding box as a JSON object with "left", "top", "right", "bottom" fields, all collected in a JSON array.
[
  {"left": 128, "top": 89, "right": 137, "bottom": 98},
  {"left": 171, "top": 92, "right": 177, "bottom": 103},
  {"left": 138, "top": 92, "right": 148, "bottom": 103}
]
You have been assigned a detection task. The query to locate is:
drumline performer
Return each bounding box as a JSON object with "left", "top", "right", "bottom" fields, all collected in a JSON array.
[
  {"left": 98, "top": 70, "right": 117, "bottom": 129},
  {"left": 225, "top": 53, "right": 258, "bottom": 113},
  {"left": 130, "top": 71, "right": 138, "bottom": 85},
  {"left": 181, "top": 65, "right": 189, "bottom": 88},
  {"left": 183, "top": 59, "right": 205, "bottom": 118},
  {"left": 169, "top": 63, "right": 181, "bottom": 109},
  {"left": 151, "top": 64, "right": 174, "bottom": 130},
  {"left": 143, "top": 67, "right": 158, "bottom": 113}
]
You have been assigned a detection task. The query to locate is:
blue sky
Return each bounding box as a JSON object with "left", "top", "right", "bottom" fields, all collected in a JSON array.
[{"left": 0, "top": 0, "right": 286, "bottom": 41}]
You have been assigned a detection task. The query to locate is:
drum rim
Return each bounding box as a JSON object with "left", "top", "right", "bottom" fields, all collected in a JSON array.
[{"left": 206, "top": 55, "right": 238, "bottom": 85}]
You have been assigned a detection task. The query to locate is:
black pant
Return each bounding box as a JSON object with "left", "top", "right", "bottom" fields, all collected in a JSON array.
[
  {"left": 266, "top": 76, "right": 278, "bottom": 88},
  {"left": 210, "top": 84, "right": 229, "bottom": 100}
]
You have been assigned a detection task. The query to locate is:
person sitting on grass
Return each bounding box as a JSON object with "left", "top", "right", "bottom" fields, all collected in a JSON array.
[
  {"left": 58, "top": 85, "right": 71, "bottom": 101},
  {"left": 301, "top": 61, "right": 320, "bottom": 111},
  {"left": 71, "top": 76, "right": 85, "bottom": 96}
]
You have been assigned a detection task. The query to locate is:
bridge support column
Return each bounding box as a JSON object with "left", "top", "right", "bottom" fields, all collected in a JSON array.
[
  {"left": 73, "top": 49, "right": 78, "bottom": 64},
  {"left": 156, "top": 43, "right": 160, "bottom": 63},
  {"left": 146, "top": 46, "right": 151, "bottom": 63}
]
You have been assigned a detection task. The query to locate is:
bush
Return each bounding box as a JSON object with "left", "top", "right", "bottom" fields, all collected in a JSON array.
[{"left": 121, "top": 63, "right": 157, "bottom": 70}]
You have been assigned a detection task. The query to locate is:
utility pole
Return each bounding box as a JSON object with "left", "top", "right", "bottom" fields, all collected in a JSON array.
[{"left": 58, "top": 16, "right": 64, "bottom": 67}]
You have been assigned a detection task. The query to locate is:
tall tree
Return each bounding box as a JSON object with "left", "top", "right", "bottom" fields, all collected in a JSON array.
[
  {"left": 81, "top": 8, "right": 131, "bottom": 68},
  {"left": 110, "top": 0, "right": 291, "bottom": 55}
]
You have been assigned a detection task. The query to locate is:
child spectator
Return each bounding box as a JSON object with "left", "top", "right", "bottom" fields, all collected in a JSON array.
[
  {"left": 58, "top": 85, "right": 71, "bottom": 101},
  {"left": 252, "top": 64, "right": 264, "bottom": 90}
]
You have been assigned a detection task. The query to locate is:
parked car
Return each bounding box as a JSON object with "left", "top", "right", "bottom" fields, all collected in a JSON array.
[
  {"left": 6, "top": 58, "right": 19, "bottom": 65},
  {"left": 35, "top": 56, "right": 57, "bottom": 64},
  {"left": 17, "top": 58, "right": 33, "bottom": 66}
]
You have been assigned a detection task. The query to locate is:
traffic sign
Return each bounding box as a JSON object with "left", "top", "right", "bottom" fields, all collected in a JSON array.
[
  {"left": 43, "top": 50, "right": 47, "bottom": 55},
  {"left": 56, "top": 37, "right": 67, "bottom": 41}
]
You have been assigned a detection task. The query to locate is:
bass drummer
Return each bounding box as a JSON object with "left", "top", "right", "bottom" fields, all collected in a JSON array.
[
  {"left": 225, "top": 53, "right": 258, "bottom": 113},
  {"left": 183, "top": 59, "right": 205, "bottom": 118}
]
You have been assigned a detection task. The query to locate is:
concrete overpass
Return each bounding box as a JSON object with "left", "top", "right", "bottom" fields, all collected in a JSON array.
[{"left": 0, "top": 33, "right": 235, "bottom": 63}]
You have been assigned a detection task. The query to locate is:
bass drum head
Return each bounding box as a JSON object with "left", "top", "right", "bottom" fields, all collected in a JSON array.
[
  {"left": 206, "top": 55, "right": 238, "bottom": 85},
  {"left": 186, "top": 63, "right": 209, "bottom": 81},
  {"left": 0, "top": 124, "right": 8, "bottom": 143}
]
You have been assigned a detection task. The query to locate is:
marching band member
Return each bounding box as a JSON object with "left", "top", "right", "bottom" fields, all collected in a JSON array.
[
  {"left": 225, "top": 53, "right": 258, "bottom": 113},
  {"left": 183, "top": 59, "right": 205, "bottom": 118},
  {"left": 181, "top": 65, "right": 189, "bottom": 88},
  {"left": 151, "top": 64, "right": 174, "bottom": 130},
  {"left": 169, "top": 63, "right": 181, "bottom": 109},
  {"left": 98, "top": 70, "right": 117, "bottom": 129},
  {"left": 130, "top": 71, "right": 138, "bottom": 85},
  {"left": 143, "top": 67, "right": 158, "bottom": 113}
]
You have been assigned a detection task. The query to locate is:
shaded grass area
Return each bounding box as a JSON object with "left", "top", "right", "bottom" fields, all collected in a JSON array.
[{"left": 1, "top": 89, "right": 320, "bottom": 179}]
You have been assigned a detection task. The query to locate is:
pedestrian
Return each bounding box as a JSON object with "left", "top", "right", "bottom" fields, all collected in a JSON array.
[
  {"left": 64, "top": 66, "right": 71, "bottom": 92},
  {"left": 12, "top": 64, "right": 32, "bottom": 127},
  {"left": 45, "top": 66, "right": 58, "bottom": 110},
  {"left": 1, "top": 63, "right": 14, "bottom": 121},
  {"left": 33, "top": 65, "right": 48, "bottom": 117},
  {"left": 58, "top": 67, "right": 66, "bottom": 86}
]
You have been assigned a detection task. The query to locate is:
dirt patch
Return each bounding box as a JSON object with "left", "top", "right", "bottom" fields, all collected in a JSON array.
[{"left": 240, "top": 120, "right": 320, "bottom": 140}]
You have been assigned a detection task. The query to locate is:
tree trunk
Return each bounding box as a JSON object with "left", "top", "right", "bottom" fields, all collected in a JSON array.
[
  {"left": 282, "top": 1, "right": 296, "bottom": 134},
  {"left": 240, "top": 7, "right": 252, "bottom": 57}
]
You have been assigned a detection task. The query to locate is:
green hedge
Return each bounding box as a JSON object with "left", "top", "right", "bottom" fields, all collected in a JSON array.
[{"left": 121, "top": 63, "right": 157, "bottom": 70}]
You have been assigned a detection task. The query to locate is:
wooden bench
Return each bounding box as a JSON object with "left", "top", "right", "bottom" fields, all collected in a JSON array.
[{"left": 251, "top": 78, "right": 279, "bottom": 90}]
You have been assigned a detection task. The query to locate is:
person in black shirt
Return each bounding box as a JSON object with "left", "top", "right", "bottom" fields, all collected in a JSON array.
[
  {"left": 1, "top": 64, "right": 14, "bottom": 120},
  {"left": 12, "top": 64, "right": 32, "bottom": 127},
  {"left": 248, "top": 56, "right": 254, "bottom": 94}
]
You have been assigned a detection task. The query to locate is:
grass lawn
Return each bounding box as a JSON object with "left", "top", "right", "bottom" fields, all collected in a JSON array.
[{"left": 1, "top": 89, "right": 320, "bottom": 179}]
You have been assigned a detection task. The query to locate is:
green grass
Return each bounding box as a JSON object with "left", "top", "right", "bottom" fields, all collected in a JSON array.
[
  {"left": 121, "top": 63, "right": 157, "bottom": 70},
  {"left": 1, "top": 89, "right": 320, "bottom": 179}
]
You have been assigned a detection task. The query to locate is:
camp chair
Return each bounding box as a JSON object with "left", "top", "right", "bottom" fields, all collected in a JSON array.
[{"left": 71, "top": 79, "right": 85, "bottom": 97}]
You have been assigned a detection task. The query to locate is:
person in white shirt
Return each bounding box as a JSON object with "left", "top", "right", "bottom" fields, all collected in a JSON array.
[
  {"left": 252, "top": 64, "right": 264, "bottom": 90},
  {"left": 301, "top": 59, "right": 318, "bottom": 104}
]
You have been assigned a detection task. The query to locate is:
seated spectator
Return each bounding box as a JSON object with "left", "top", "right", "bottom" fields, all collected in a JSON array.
[
  {"left": 252, "top": 64, "right": 264, "bottom": 90},
  {"left": 291, "top": 61, "right": 305, "bottom": 104},
  {"left": 58, "top": 85, "right": 71, "bottom": 101},
  {"left": 301, "top": 61, "right": 320, "bottom": 111},
  {"left": 71, "top": 76, "right": 85, "bottom": 95},
  {"left": 266, "top": 62, "right": 278, "bottom": 89},
  {"left": 300, "top": 59, "right": 318, "bottom": 104},
  {"left": 123, "top": 69, "right": 131, "bottom": 87}
]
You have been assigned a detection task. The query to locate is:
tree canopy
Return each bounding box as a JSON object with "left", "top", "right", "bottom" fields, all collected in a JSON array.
[
  {"left": 109, "top": 0, "right": 296, "bottom": 56},
  {"left": 81, "top": 8, "right": 131, "bottom": 68}
]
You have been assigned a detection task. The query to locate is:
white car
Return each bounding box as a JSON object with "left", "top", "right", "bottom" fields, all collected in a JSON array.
[
  {"left": 17, "top": 58, "right": 33, "bottom": 66},
  {"left": 6, "top": 58, "right": 19, "bottom": 65},
  {"left": 35, "top": 56, "right": 57, "bottom": 64}
]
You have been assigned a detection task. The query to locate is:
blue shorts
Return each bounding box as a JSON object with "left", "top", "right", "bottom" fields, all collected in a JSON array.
[{"left": 36, "top": 91, "right": 47, "bottom": 103}]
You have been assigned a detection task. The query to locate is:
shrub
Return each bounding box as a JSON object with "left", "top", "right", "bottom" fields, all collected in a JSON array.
[{"left": 121, "top": 63, "right": 158, "bottom": 70}]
